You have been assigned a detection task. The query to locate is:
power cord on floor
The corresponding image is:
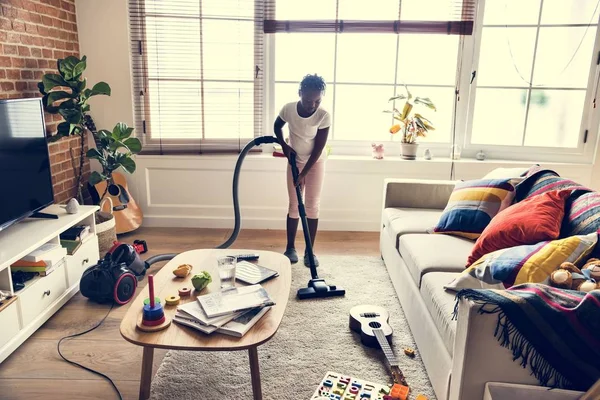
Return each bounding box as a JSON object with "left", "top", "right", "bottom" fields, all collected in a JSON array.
[{"left": 57, "top": 301, "right": 123, "bottom": 400}]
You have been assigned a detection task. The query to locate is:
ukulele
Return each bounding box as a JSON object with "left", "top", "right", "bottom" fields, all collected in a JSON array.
[{"left": 349, "top": 305, "right": 410, "bottom": 400}]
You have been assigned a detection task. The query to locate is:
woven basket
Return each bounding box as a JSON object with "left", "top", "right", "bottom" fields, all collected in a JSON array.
[{"left": 96, "top": 198, "right": 117, "bottom": 256}]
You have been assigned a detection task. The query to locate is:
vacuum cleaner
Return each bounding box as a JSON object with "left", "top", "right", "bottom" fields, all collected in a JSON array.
[{"left": 81, "top": 135, "right": 344, "bottom": 303}]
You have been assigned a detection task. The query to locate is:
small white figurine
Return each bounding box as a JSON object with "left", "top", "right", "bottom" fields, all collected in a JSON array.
[
  {"left": 476, "top": 150, "right": 486, "bottom": 161},
  {"left": 424, "top": 148, "right": 432, "bottom": 160},
  {"left": 62, "top": 198, "right": 80, "bottom": 214}
]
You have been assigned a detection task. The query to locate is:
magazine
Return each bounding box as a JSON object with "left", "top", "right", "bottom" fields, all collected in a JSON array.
[
  {"left": 197, "top": 284, "right": 275, "bottom": 318},
  {"left": 217, "top": 306, "right": 272, "bottom": 338},
  {"left": 173, "top": 314, "right": 218, "bottom": 334},
  {"left": 176, "top": 299, "right": 243, "bottom": 327}
]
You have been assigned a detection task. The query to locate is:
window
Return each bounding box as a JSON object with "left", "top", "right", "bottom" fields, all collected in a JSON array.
[
  {"left": 467, "top": 0, "right": 600, "bottom": 157},
  {"left": 129, "top": 0, "right": 262, "bottom": 152},
  {"left": 129, "top": 0, "right": 600, "bottom": 162},
  {"left": 272, "top": 0, "right": 467, "bottom": 145}
]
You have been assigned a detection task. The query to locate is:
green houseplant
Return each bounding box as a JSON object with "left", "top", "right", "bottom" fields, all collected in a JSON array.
[
  {"left": 38, "top": 55, "right": 111, "bottom": 202},
  {"left": 386, "top": 84, "right": 436, "bottom": 160},
  {"left": 86, "top": 122, "right": 141, "bottom": 191}
]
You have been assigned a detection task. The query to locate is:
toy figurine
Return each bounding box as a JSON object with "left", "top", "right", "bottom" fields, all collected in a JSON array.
[{"left": 372, "top": 143, "right": 384, "bottom": 159}]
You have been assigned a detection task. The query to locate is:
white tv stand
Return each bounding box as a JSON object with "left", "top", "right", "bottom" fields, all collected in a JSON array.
[{"left": 0, "top": 204, "right": 100, "bottom": 364}]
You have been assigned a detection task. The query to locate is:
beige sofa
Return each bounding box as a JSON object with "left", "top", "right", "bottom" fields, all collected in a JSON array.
[{"left": 380, "top": 179, "right": 541, "bottom": 400}]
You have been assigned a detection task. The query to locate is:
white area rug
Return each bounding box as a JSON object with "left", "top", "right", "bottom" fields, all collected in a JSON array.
[{"left": 150, "top": 256, "right": 437, "bottom": 400}]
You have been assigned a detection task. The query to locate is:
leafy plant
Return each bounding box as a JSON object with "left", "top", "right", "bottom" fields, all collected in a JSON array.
[
  {"left": 86, "top": 122, "right": 142, "bottom": 187},
  {"left": 38, "top": 55, "right": 111, "bottom": 142},
  {"left": 38, "top": 55, "right": 111, "bottom": 203},
  {"left": 385, "top": 84, "right": 436, "bottom": 144}
]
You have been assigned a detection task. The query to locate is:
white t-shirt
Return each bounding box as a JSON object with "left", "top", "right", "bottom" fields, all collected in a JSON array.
[{"left": 278, "top": 101, "right": 331, "bottom": 163}]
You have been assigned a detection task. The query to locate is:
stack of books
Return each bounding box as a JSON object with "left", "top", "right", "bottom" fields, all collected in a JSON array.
[
  {"left": 11, "top": 243, "right": 67, "bottom": 276},
  {"left": 174, "top": 284, "right": 275, "bottom": 337},
  {"left": 60, "top": 225, "right": 92, "bottom": 255}
]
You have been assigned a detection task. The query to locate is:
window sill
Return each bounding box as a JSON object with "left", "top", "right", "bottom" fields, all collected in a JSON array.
[{"left": 136, "top": 152, "right": 592, "bottom": 168}]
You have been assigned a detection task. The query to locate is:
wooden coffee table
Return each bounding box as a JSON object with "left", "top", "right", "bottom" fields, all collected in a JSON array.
[{"left": 120, "top": 249, "right": 291, "bottom": 400}]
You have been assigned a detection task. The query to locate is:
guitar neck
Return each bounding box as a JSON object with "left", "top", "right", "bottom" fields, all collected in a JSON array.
[
  {"left": 373, "top": 329, "right": 398, "bottom": 366},
  {"left": 373, "top": 328, "right": 408, "bottom": 386}
]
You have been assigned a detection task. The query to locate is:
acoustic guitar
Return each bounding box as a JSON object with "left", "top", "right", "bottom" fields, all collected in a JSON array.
[
  {"left": 89, "top": 171, "right": 143, "bottom": 234},
  {"left": 349, "top": 305, "right": 410, "bottom": 400}
]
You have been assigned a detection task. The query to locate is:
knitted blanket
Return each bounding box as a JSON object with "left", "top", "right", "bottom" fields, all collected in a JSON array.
[{"left": 454, "top": 284, "right": 600, "bottom": 392}]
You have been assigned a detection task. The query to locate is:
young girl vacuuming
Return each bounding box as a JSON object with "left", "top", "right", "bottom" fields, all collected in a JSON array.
[{"left": 274, "top": 74, "right": 331, "bottom": 267}]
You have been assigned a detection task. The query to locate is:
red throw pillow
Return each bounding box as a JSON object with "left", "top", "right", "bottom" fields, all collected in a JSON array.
[{"left": 466, "top": 190, "right": 571, "bottom": 267}]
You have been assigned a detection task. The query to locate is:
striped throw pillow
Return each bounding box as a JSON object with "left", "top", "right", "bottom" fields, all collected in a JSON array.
[
  {"left": 515, "top": 168, "right": 590, "bottom": 202},
  {"left": 433, "top": 178, "right": 516, "bottom": 240},
  {"left": 562, "top": 191, "right": 600, "bottom": 236},
  {"left": 444, "top": 232, "right": 598, "bottom": 291}
]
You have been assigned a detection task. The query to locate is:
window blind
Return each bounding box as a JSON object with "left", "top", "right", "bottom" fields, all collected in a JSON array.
[
  {"left": 264, "top": 0, "right": 476, "bottom": 35},
  {"left": 129, "top": 0, "right": 264, "bottom": 154}
]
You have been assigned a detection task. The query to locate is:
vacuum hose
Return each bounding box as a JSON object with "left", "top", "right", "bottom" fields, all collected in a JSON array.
[{"left": 145, "top": 136, "right": 279, "bottom": 267}]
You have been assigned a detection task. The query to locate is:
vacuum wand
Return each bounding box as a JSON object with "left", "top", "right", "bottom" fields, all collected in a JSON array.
[
  {"left": 289, "top": 152, "right": 345, "bottom": 300},
  {"left": 288, "top": 152, "right": 319, "bottom": 281}
]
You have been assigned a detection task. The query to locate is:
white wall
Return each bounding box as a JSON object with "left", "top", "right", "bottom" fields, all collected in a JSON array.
[
  {"left": 75, "top": 0, "right": 600, "bottom": 232},
  {"left": 76, "top": 0, "right": 134, "bottom": 130},
  {"left": 131, "top": 154, "right": 593, "bottom": 231}
]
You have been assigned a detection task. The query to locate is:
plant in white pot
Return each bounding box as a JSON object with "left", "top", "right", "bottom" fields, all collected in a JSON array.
[{"left": 386, "top": 85, "right": 436, "bottom": 160}]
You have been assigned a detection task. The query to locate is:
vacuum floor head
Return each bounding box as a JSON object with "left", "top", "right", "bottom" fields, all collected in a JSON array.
[{"left": 297, "top": 278, "right": 346, "bottom": 300}]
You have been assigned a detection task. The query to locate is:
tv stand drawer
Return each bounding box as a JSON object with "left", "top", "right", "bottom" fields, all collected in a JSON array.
[
  {"left": 19, "top": 262, "right": 67, "bottom": 327},
  {"left": 66, "top": 236, "right": 99, "bottom": 287}
]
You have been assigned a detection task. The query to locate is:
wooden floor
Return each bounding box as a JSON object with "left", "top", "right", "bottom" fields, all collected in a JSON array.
[{"left": 0, "top": 227, "right": 379, "bottom": 400}]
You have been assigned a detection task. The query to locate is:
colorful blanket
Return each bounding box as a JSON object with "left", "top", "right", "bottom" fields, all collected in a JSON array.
[{"left": 454, "top": 284, "right": 600, "bottom": 392}]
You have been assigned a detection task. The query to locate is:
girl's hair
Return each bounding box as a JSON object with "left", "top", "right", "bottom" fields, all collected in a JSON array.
[{"left": 300, "top": 74, "right": 326, "bottom": 93}]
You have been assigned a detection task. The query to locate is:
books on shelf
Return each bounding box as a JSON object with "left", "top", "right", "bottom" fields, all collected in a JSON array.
[
  {"left": 11, "top": 246, "right": 67, "bottom": 276},
  {"left": 21, "top": 243, "right": 64, "bottom": 262},
  {"left": 60, "top": 239, "right": 81, "bottom": 255},
  {"left": 59, "top": 225, "right": 91, "bottom": 242},
  {"left": 197, "top": 284, "right": 275, "bottom": 318},
  {"left": 173, "top": 284, "right": 274, "bottom": 338}
]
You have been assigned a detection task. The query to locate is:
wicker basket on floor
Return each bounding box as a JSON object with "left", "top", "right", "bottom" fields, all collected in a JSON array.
[{"left": 96, "top": 210, "right": 117, "bottom": 256}]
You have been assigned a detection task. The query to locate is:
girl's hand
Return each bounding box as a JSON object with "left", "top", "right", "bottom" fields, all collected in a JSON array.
[{"left": 295, "top": 170, "right": 307, "bottom": 187}]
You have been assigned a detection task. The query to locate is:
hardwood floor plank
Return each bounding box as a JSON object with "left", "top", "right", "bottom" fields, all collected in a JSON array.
[
  {"left": 0, "top": 339, "right": 166, "bottom": 381},
  {"left": 0, "top": 379, "right": 140, "bottom": 400},
  {"left": 0, "top": 228, "right": 379, "bottom": 399}
]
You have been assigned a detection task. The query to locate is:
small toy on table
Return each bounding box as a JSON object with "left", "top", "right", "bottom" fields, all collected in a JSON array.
[
  {"left": 173, "top": 264, "right": 192, "bottom": 278},
  {"left": 136, "top": 275, "right": 171, "bottom": 332}
]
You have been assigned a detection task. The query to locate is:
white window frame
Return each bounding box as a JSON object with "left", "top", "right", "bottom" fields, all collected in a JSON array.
[
  {"left": 264, "top": 0, "right": 600, "bottom": 163},
  {"left": 459, "top": 0, "right": 600, "bottom": 164}
]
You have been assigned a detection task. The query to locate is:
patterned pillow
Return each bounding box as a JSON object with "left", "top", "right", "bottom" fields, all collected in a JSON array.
[
  {"left": 562, "top": 191, "right": 600, "bottom": 237},
  {"left": 433, "top": 178, "right": 516, "bottom": 240},
  {"left": 444, "top": 232, "right": 598, "bottom": 291},
  {"left": 515, "top": 168, "right": 590, "bottom": 202}
]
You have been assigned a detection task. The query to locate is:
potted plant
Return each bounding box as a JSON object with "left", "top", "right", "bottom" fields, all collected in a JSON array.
[
  {"left": 86, "top": 122, "right": 143, "bottom": 238},
  {"left": 38, "top": 55, "right": 111, "bottom": 203},
  {"left": 386, "top": 85, "right": 436, "bottom": 160},
  {"left": 86, "top": 122, "right": 141, "bottom": 189}
]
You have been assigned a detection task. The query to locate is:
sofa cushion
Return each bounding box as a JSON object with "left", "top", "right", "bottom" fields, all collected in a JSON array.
[
  {"left": 383, "top": 208, "right": 443, "bottom": 248},
  {"left": 399, "top": 234, "right": 473, "bottom": 286},
  {"left": 467, "top": 190, "right": 570, "bottom": 266},
  {"left": 515, "top": 167, "right": 590, "bottom": 203},
  {"left": 420, "top": 272, "right": 459, "bottom": 356},
  {"left": 445, "top": 232, "right": 598, "bottom": 291},
  {"left": 433, "top": 178, "right": 517, "bottom": 240}
]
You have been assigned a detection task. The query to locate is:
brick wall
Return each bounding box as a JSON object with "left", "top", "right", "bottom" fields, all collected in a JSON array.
[{"left": 0, "top": 0, "right": 90, "bottom": 204}]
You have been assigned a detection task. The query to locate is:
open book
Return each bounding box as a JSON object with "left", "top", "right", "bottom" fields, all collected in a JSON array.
[{"left": 197, "top": 284, "right": 275, "bottom": 318}]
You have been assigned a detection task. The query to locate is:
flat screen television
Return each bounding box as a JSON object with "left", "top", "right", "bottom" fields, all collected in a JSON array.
[{"left": 0, "top": 98, "right": 55, "bottom": 233}]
